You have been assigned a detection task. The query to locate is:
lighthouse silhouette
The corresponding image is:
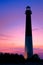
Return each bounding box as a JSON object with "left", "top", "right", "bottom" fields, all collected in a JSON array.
[{"left": 25, "top": 6, "right": 33, "bottom": 58}]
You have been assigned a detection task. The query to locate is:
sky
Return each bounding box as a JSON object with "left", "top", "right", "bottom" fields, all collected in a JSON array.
[{"left": 0, "top": 0, "right": 43, "bottom": 59}]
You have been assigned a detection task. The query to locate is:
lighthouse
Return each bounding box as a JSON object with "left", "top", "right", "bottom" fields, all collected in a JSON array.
[{"left": 25, "top": 6, "right": 33, "bottom": 58}]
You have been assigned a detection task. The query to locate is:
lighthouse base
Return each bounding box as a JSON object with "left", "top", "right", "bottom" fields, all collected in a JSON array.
[{"left": 25, "top": 36, "right": 33, "bottom": 58}]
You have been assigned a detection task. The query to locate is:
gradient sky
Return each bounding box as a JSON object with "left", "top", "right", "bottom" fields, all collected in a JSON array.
[{"left": 0, "top": 0, "right": 43, "bottom": 59}]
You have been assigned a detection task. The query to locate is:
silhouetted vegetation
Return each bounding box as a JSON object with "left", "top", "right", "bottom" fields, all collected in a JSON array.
[
  {"left": 26, "top": 54, "right": 40, "bottom": 62},
  {"left": 0, "top": 52, "right": 43, "bottom": 64},
  {"left": 0, "top": 53, "right": 25, "bottom": 63}
]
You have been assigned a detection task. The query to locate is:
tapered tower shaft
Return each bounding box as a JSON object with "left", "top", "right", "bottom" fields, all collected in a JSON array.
[{"left": 25, "top": 6, "right": 33, "bottom": 58}]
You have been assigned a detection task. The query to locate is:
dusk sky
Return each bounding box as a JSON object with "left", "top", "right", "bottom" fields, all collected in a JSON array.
[{"left": 0, "top": 0, "right": 43, "bottom": 59}]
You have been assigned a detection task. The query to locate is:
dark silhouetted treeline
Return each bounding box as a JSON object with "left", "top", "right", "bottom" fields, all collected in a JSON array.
[
  {"left": 0, "top": 53, "right": 43, "bottom": 64},
  {"left": 0, "top": 53, "right": 25, "bottom": 63}
]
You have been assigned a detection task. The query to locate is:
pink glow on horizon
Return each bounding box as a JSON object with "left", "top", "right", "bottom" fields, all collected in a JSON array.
[
  {"left": 32, "top": 29, "right": 43, "bottom": 48},
  {"left": 0, "top": 47, "right": 24, "bottom": 54},
  {"left": 0, "top": 27, "right": 43, "bottom": 56},
  {"left": 0, "top": 26, "right": 25, "bottom": 54}
]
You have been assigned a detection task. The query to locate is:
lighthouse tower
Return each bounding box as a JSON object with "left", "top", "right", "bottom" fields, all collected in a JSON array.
[{"left": 25, "top": 6, "right": 33, "bottom": 58}]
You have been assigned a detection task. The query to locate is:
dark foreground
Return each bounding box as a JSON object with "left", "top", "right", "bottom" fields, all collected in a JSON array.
[
  {"left": 0, "top": 53, "right": 43, "bottom": 65},
  {"left": 0, "top": 62, "right": 43, "bottom": 65}
]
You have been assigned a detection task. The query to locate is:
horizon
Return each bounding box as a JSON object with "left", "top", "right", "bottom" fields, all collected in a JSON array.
[{"left": 0, "top": 0, "right": 43, "bottom": 59}]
